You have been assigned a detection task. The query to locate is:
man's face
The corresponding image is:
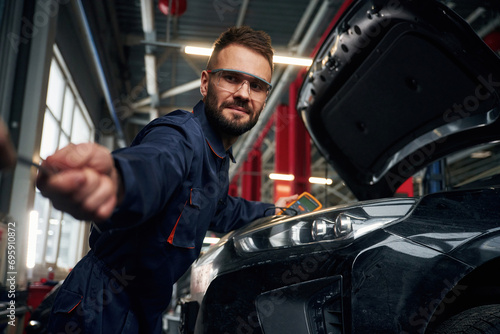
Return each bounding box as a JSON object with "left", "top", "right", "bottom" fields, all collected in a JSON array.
[{"left": 201, "top": 44, "right": 272, "bottom": 137}]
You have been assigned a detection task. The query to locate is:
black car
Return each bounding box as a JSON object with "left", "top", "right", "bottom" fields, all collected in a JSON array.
[{"left": 180, "top": 0, "right": 500, "bottom": 333}]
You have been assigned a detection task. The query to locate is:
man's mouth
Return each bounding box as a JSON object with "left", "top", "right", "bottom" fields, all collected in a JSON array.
[
  {"left": 221, "top": 101, "right": 251, "bottom": 115},
  {"left": 227, "top": 105, "right": 249, "bottom": 114}
]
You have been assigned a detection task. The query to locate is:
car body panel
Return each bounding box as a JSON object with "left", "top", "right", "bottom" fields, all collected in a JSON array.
[
  {"left": 385, "top": 188, "right": 500, "bottom": 254},
  {"left": 350, "top": 235, "right": 472, "bottom": 333},
  {"left": 186, "top": 189, "right": 500, "bottom": 333}
]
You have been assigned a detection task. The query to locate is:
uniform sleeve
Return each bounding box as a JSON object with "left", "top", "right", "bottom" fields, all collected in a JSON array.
[
  {"left": 108, "top": 121, "right": 195, "bottom": 227},
  {"left": 209, "top": 195, "right": 275, "bottom": 233}
]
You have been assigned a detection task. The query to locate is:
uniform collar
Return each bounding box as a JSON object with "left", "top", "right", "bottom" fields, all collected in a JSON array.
[{"left": 193, "top": 100, "right": 236, "bottom": 163}]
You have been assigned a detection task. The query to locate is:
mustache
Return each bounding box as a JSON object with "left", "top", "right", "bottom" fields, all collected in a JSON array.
[{"left": 220, "top": 99, "right": 251, "bottom": 114}]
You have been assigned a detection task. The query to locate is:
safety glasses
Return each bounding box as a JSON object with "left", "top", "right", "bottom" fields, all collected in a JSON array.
[{"left": 207, "top": 68, "right": 272, "bottom": 102}]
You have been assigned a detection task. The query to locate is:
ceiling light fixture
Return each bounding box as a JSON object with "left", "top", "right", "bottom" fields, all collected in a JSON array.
[
  {"left": 273, "top": 55, "right": 313, "bottom": 66},
  {"left": 184, "top": 46, "right": 214, "bottom": 56},
  {"left": 470, "top": 151, "right": 492, "bottom": 158},
  {"left": 144, "top": 54, "right": 158, "bottom": 95},
  {"left": 269, "top": 173, "right": 295, "bottom": 181},
  {"left": 309, "top": 177, "right": 333, "bottom": 185},
  {"left": 184, "top": 46, "right": 312, "bottom": 66}
]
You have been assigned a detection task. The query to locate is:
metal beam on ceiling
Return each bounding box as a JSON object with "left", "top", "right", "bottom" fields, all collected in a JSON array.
[
  {"left": 287, "top": 0, "right": 320, "bottom": 50},
  {"left": 130, "top": 0, "right": 324, "bottom": 113},
  {"left": 140, "top": 0, "right": 160, "bottom": 119},
  {"left": 104, "top": 1, "right": 131, "bottom": 93},
  {"left": 236, "top": 0, "right": 250, "bottom": 27},
  {"left": 132, "top": 78, "right": 200, "bottom": 110},
  {"left": 465, "top": 7, "right": 485, "bottom": 24},
  {"left": 477, "top": 15, "right": 500, "bottom": 38},
  {"left": 74, "top": 0, "right": 126, "bottom": 147},
  {"left": 133, "top": 0, "right": 250, "bottom": 112}
]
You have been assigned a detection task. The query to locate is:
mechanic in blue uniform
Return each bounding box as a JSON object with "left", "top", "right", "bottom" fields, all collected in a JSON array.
[{"left": 37, "top": 26, "right": 297, "bottom": 333}]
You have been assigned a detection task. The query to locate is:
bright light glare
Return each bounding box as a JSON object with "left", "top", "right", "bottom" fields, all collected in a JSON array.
[
  {"left": 184, "top": 46, "right": 213, "bottom": 56},
  {"left": 144, "top": 54, "right": 158, "bottom": 94},
  {"left": 26, "top": 210, "right": 39, "bottom": 269},
  {"left": 184, "top": 46, "right": 312, "bottom": 66},
  {"left": 309, "top": 177, "right": 333, "bottom": 185},
  {"left": 203, "top": 237, "right": 220, "bottom": 244},
  {"left": 273, "top": 55, "right": 312, "bottom": 66},
  {"left": 470, "top": 151, "right": 492, "bottom": 159},
  {"left": 49, "top": 219, "right": 59, "bottom": 225},
  {"left": 269, "top": 173, "right": 295, "bottom": 181}
]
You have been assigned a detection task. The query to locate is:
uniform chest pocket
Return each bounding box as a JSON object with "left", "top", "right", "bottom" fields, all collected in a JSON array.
[
  {"left": 167, "top": 188, "right": 204, "bottom": 248},
  {"left": 51, "top": 288, "right": 83, "bottom": 314}
]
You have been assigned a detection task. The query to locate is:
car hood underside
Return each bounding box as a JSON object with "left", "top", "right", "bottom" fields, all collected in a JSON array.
[{"left": 297, "top": 0, "right": 500, "bottom": 200}]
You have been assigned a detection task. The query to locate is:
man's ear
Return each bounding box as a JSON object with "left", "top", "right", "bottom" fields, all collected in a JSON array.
[{"left": 200, "top": 70, "right": 209, "bottom": 99}]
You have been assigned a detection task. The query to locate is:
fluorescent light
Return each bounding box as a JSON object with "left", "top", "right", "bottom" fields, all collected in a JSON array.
[
  {"left": 269, "top": 173, "right": 295, "bottom": 181},
  {"left": 26, "top": 210, "right": 39, "bottom": 269},
  {"left": 184, "top": 46, "right": 213, "bottom": 56},
  {"left": 273, "top": 55, "right": 312, "bottom": 66},
  {"left": 140, "top": 0, "right": 155, "bottom": 32},
  {"left": 470, "top": 151, "right": 492, "bottom": 158},
  {"left": 184, "top": 45, "right": 312, "bottom": 66},
  {"left": 144, "top": 54, "right": 158, "bottom": 95},
  {"left": 203, "top": 237, "right": 220, "bottom": 244},
  {"left": 309, "top": 177, "right": 333, "bottom": 185}
]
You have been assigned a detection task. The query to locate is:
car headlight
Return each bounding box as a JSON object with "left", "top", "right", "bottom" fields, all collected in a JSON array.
[{"left": 234, "top": 198, "right": 415, "bottom": 253}]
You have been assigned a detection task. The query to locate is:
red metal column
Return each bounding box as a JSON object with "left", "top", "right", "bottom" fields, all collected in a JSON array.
[
  {"left": 273, "top": 86, "right": 312, "bottom": 202},
  {"left": 289, "top": 74, "right": 311, "bottom": 195},
  {"left": 239, "top": 117, "right": 274, "bottom": 201},
  {"left": 484, "top": 30, "right": 500, "bottom": 53},
  {"left": 241, "top": 149, "right": 262, "bottom": 201},
  {"left": 229, "top": 174, "right": 239, "bottom": 197},
  {"left": 274, "top": 104, "right": 292, "bottom": 202},
  {"left": 396, "top": 177, "right": 414, "bottom": 197}
]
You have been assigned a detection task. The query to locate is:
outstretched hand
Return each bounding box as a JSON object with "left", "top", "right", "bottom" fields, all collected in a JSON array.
[
  {"left": 274, "top": 194, "right": 299, "bottom": 215},
  {"left": 36, "top": 143, "right": 122, "bottom": 222}
]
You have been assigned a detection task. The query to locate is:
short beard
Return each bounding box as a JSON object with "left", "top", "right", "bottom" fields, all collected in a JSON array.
[{"left": 204, "top": 85, "right": 261, "bottom": 137}]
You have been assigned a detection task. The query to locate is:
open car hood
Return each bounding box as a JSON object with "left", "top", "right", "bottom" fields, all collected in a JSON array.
[{"left": 297, "top": 0, "right": 500, "bottom": 200}]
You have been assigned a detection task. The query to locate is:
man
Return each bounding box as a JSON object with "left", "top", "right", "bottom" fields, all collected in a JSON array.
[{"left": 37, "top": 26, "right": 297, "bottom": 333}]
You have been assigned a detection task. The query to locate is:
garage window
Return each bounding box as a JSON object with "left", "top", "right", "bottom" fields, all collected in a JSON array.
[{"left": 28, "top": 46, "right": 93, "bottom": 275}]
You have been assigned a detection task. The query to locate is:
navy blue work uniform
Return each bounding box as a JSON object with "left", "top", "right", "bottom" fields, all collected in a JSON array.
[{"left": 47, "top": 101, "right": 273, "bottom": 333}]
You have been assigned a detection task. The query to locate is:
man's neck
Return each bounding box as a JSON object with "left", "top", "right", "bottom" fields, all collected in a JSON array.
[{"left": 221, "top": 135, "right": 238, "bottom": 151}]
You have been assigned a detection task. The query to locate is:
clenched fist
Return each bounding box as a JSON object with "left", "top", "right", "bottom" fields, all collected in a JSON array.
[{"left": 36, "top": 143, "right": 123, "bottom": 222}]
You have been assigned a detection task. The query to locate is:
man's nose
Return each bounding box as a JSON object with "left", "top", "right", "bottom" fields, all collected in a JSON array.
[{"left": 233, "top": 80, "right": 251, "bottom": 100}]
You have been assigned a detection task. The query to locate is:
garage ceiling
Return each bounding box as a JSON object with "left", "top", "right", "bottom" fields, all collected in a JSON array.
[
  {"left": 80, "top": 0, "right": 500, "bottom": 204},
  {"left": 84, "top": 0, "right": 500, "bottom": 136},
  {"left": 83, "top": 0, "right": 341, "bottom": 142}
]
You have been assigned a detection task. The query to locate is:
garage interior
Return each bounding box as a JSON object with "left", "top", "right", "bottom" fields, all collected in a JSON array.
[{"left": 0, "top": 0, "right": 500, "bottom": 332}]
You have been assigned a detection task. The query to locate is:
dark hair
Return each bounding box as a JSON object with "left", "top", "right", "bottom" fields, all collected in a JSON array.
[{"left": 207, "top": 26, "right": 274, "bottom": 74}]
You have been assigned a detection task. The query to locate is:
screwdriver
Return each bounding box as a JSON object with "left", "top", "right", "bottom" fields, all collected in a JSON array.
[{"left": 16, "top": 155, "right": 58, "bottom": 175}]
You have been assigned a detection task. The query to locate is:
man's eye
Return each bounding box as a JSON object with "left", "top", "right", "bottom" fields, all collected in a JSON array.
[
  {"left": 250, "top": 82, "right": 265, "bottom": 92},
  {"left": 223, "top": 74, "right": 238, "bottom": 83}
]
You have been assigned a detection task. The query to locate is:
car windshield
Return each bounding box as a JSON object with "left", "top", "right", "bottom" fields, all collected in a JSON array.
[
  {"left": 445, "top": 142, "right": 500, "bottom": 189},
  {"left": 312, "top": 141, "right": 500, "bottom": 208}
]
